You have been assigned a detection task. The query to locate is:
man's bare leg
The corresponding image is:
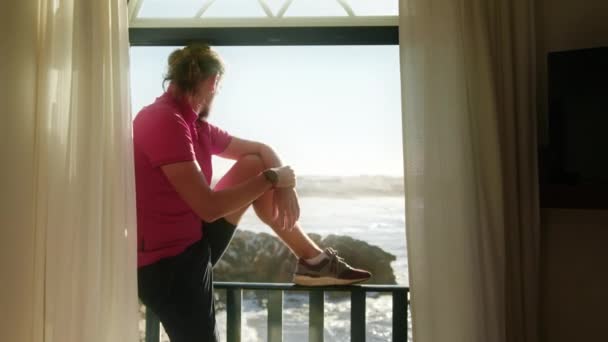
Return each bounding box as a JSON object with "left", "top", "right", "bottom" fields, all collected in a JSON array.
[
  {"left": 214, "top": 154, "right": 371, "bottom": 285},
  {"left": 214, "top": 154, "right": 323, "bottom": 260}
]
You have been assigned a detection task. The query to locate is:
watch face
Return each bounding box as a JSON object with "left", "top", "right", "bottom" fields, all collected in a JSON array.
[
  {"left": 265, "top": 170, "right": 278, "bottom": 185},
  {"left": 270, "top": 170, "right": 278, "bottom": 184}
]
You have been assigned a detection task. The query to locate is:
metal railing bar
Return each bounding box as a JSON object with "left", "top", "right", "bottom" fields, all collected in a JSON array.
[
  {"left": 144, "top": 307, "right": 161, "bottom": 342},
  {"left": 226, "top": 288, "right": 242, "bottom": 342},
  {"left": 309, "top": 291, "right": 324, "bottom": 342},
  {"left": 392, "top": 290, "right": 408, "bottom": 342},
  {"left": 350, "top": 289, "right": 366, "bottom": 342},
  {"left": 268, "top": 290, "right": 283, "bottom": 342},
  {"left": 214, "top": 282, "right": 408, "bottom": 293}
]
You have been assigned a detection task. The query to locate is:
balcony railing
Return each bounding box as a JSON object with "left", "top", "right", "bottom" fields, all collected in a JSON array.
[{"left": 144, "top": 282, "right": 410, "bottom": 342}]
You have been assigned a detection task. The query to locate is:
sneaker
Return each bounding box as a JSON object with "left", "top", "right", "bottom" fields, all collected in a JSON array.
[{"left": 293, "top": 248, "right": 372, "bottom": 286}]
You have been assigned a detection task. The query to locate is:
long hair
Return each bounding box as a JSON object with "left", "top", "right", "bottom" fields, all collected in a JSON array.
[{"left": 163, "top": 43, "right": 225, "bottom": 96}]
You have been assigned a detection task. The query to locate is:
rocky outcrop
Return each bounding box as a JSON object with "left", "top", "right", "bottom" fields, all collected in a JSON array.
[{"left": 214, "top": 230, "right": 397, "bottom": 285}]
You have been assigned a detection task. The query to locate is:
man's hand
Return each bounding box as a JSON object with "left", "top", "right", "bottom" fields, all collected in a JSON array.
[
  {"left": 273, "top": 187, "right": 301, "bottom": 231},
  {"left": 273, "top": 165, "right": 296, "bottom": 188}
]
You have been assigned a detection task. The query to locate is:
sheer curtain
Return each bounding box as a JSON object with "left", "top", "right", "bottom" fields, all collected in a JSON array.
[
  {"left": 0, "top": 1, "right": 138, "bottom": 341},
  {"left": 400, "top": 0, "right": 539, "bottom": 341},
  {"left": 487, "top": 1, "right": 540, "bottom": 341}
]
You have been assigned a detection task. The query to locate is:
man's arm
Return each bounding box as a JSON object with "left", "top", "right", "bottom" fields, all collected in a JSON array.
[
  {"left": 218, "top": 137, "right": 282, "bottom": 168},
  {"left": 161, "top": 161, "right": 273, "bottom": 222}
]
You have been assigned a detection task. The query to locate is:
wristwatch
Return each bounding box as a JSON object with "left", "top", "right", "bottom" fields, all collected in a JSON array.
[{"left": 263, "top": 169, "right": 279, "bottom": 188}]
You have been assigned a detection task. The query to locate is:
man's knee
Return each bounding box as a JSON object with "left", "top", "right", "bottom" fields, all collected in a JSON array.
[{"left": 236, "top": 154, "right": 265, "bottom": 173}]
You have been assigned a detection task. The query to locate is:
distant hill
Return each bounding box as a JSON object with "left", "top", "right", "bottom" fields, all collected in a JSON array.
[
  {"left": 211, "top": 175, "right": 404, "bottom": 197},
  {"left": 295, "top": 175, "right": 404, "bottom": 197}
]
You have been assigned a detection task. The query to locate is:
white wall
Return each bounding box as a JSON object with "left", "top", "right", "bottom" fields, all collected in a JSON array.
[{"left": 0, "top": 2, "right": 39, "bottom": 341}]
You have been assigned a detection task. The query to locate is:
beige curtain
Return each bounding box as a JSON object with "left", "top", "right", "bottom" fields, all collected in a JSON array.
[
  {"left": 0, "top": 1, "right": 138, "bottom": 342},
  {"left": 399, "top": 0, "right": 539, "bottom": 341},
  {"left": 0, "top": 1, "right": 39, "bottom": 340},
  {"left": 487, "top": 1, "right": 540, "bottom": 341}
]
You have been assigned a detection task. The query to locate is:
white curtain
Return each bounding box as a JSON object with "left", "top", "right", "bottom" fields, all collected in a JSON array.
[
  {"left": 399, "top": 0, "right": 506, "bottom": 341},
  {"left": 399, "top": 0, "right": 539, "bottom": 341},
  {"left": 0, "top": 1, "right": 138, "bottom": 342},
  {"left": 487, "top": 1, "right": 540, "bottom": 341}
]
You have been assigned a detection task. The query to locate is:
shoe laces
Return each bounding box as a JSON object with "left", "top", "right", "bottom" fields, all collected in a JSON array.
[{"left": 326, "top": 248, "right": 345, "bottom": 274}]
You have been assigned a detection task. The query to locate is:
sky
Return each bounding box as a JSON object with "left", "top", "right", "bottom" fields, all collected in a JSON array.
[
  {"left": 130, "top": 45, "right": 404, "bottom": 177},
  {"left": 136, "top": 0, "right": 398, "bottom": 18}
]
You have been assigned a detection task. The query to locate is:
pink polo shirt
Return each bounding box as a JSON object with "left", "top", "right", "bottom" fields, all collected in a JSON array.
[{"left": 133, "top": 90, "right": 232, "bottom": 267}]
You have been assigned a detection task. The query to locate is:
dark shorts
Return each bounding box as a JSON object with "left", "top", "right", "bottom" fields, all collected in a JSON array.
[{"left": 137, "top": 218, "right": 237, "bottom": 342}]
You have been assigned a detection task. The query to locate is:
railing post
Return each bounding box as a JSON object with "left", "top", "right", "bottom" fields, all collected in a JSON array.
[
  {"left": 309, "top": 291, "right": 324, "bottom": 342},
  {"left": 227, "top": 288, "right": 242, "bottom": 342},
  {"left": 145, "top": 307, "right": 160, "bottom": 342},
  {"left": 392, "top": 290, "right": 407, "bottom": 342},
  {"left": 351, "top": 289, "right": 366, "bottom": 342},
  {"left": 268, "top": 290, "right": 283, "bottom": 342}
]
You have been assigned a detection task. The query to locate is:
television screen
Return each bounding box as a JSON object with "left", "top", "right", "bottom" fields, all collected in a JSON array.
[{"left": 543, "top": 47, "right": 608, "bottom": 186}]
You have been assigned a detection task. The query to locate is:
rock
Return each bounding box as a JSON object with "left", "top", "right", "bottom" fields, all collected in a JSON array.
[{"left": 213, "top": 230, "right": 397, "bottom": 285}]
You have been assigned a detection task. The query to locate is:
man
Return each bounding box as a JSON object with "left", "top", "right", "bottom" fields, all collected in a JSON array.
[{"left": 135, "top": 44, "right": 371, "bottom": 341}]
